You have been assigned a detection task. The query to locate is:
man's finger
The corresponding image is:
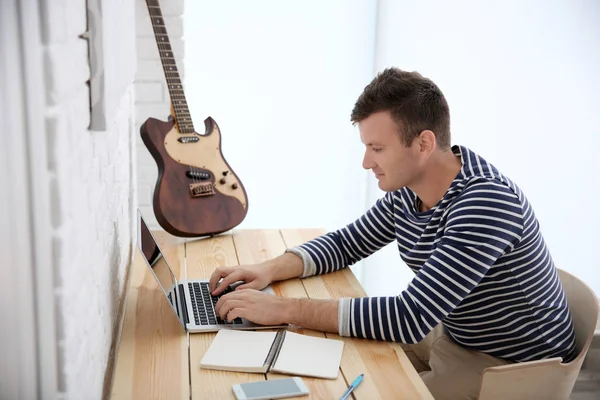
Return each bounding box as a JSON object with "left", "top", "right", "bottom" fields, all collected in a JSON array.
[
  {"left": 217, "top": 299, "right": 246, "bottom": 320},
  {"left": 208, "top": 267, "right": 234, "bottom": 292},
  {"left": 226, "top": 307, "right": 247, "bottom": 322},
  {"left": 212, "top": 271, "right": 245, "bottom": 296},
  {"left": 215, "top": 291, "right": 237, "bottom": 315},
  {"left": 215, "top": 289, "right": 251, "bottom": 315}
]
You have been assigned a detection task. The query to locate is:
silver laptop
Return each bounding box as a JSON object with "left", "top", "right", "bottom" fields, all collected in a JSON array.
[{"left": 137, "top": 210, "right": 287, "bottom": 333}]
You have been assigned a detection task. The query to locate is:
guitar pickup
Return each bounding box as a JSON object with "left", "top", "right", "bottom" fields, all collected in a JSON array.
[
  {"left": 178, "top": 136, "right": 200, "bottom": 143},
  {"left": 186, "top": 170, "right": 210, "bottom": 180},
  {"left": 189, "top": 182, "right": 215, "bottom": 197}
]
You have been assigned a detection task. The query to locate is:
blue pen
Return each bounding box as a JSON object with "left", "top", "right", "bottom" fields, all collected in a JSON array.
[{"left": 339, "top": 373, "right": 364, "bottom": 400}]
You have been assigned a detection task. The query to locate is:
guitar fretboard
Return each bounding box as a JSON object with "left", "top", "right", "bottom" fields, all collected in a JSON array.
[{"left": 146, "top": 0, "right": 194, "bottom": 133}]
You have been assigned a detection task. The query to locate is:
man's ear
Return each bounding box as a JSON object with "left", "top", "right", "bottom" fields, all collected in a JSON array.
[{"left": 418, "top": 130, "right": 436, "bottom": 154}]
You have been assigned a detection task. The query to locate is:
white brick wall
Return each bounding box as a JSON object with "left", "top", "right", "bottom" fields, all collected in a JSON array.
[
  {"left": 39, "top": 0, "right": 136, "bottom": 398},
  {"left": 135, "top": 0, "right": 185, "bottom": 230}
]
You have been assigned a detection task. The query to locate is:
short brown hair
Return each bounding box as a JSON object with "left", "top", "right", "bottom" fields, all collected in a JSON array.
[{"left": 351, "top": 68, "right": 451, "bottom": 149}]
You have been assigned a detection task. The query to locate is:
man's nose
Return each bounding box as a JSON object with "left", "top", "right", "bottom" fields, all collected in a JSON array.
[{"left": 362, "top": 152, "right": 374, "bottom": 170}]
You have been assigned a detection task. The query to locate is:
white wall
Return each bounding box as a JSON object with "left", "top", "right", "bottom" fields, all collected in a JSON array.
[
  {"left": 365, "top": 0, "right": 600, "bottom": 296},
  {"left": 182, "top": 0, "right": 377, "bottom": 232},
  {"left": 177, "top": 0, "right": 600, "bottom": 298},
  {"left": 0, "top": 1, "right": 39, "bottom": 398},
  {"left": 37, "top": 0, "right": 137, "bottom": 397}
]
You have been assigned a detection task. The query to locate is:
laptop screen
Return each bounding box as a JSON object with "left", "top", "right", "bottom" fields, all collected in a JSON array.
[{"left": 137, "top": 211, "right": 181, "bottom": 322}]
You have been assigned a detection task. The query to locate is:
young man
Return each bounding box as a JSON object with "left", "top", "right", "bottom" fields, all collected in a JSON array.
[{"left": 210, "top": 68, "right": 576, "bottom": 399}]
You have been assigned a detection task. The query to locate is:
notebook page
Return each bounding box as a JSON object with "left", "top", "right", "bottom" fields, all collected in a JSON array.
[
  {"left": 272, "top": 332, "right": 344, "bottom": 379},
  {"left": 200, "top": 330, "right": 277, "bottom": 371}
]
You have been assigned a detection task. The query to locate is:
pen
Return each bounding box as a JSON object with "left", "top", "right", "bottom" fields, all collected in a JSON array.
[{"left": 339, "top": 373, "right": 364, "bottom": 400}]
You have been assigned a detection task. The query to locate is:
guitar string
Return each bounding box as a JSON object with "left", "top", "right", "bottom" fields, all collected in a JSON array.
[
  {"left": 150, "top": 14, "right": 206, "bottom": 184},
  {"left": 150, "top": 16, "right": 193, "bottom": 134}
]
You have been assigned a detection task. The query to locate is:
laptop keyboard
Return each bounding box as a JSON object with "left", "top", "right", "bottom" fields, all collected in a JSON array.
[{"left": 188, "top": 282, "right": 243, "bottom": 326}]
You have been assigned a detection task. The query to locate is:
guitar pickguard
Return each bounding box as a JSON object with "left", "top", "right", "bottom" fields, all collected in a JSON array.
[{"left": 163, "top": 123, "right": 247, "bottom": 209}]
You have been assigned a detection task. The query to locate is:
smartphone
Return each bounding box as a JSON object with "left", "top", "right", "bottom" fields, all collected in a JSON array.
[{"left": 232, "top": 377, "right": 309, "bottom": 400}]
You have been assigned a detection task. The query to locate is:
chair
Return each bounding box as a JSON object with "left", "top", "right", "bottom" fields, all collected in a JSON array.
[{"left": 478, "top": 268, "right": 599, "bottom": 400}]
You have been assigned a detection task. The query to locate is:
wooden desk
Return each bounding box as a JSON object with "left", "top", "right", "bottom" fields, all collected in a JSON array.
[{"left": 110, "top": 229, "right": 433, "bottom": 399}]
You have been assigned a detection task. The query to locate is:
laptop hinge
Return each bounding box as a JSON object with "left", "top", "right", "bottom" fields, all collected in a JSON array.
[
  {"left": 171, "top": 288, "right": 180, "bottom": 319},
  {"left": 178, "top": 283, "right": 189, "bottom": 325}
]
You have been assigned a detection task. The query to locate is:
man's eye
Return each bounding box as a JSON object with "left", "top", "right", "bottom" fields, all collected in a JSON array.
[{"left": 372, "top": 148, "right": 382, "bottom": 153}]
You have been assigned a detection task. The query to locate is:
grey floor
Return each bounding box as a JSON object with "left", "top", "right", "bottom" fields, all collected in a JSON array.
[
  {"left": 572, "top": 348, "right": 600, "bottom": 400},
  {"left": 571, "top": 372, "right": 600, "bottom": 399}
]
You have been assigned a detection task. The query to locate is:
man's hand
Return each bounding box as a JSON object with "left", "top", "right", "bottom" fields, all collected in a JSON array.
[
  {"left": 209, "top": 252, "right": 304, "bottom": 296},
  {"left": 215, "top": 288, "right": 340, "bottom": 333},
  {"left": 215, "top": 289, "right": 291, "bottom": 325},
  {"left": 209, "top": 264, "right": 274, "bottom": 296}
]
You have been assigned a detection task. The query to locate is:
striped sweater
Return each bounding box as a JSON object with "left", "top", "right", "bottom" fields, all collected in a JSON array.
[{"left": 289, "top": 145, "right": 576, "bottom": 363}]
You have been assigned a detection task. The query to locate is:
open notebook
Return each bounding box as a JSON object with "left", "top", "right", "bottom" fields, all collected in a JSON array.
[{"left": 200, "top": 329, "right": 344, "bottom": 379}]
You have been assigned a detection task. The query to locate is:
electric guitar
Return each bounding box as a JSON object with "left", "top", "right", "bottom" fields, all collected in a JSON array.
[{"left": 141, "top": 0, "right": 248, "bottom": 237}]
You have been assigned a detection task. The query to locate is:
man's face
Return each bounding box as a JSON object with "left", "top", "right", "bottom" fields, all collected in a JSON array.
[{"left": 359, "top": 111, "right": 424, "bottom": 192}]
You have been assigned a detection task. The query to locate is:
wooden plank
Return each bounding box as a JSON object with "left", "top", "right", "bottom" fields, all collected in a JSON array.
[
  {"left": 110, "top": 252, "right": 141, "bottom": 400},
  {"left": 111, "top": 231, "right": 189, "bottom": 400},
  {"left": 280, "top": 229, "right": 433, "bottom": 400},
  {"left": 186, "top": 233, "right": 263, "bottom": 399},
  {"left": 232, "top": 229, "right": 349, "bottom": 400}
]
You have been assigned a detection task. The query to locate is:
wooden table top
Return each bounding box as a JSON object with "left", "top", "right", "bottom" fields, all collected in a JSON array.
[{"left": 110, "top": 229, "right": 433, "bottom": 400}]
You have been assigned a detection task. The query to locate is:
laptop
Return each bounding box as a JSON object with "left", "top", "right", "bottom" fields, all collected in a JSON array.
[{"left": 137, "top": 210, "right": 287, "bottom": 333}]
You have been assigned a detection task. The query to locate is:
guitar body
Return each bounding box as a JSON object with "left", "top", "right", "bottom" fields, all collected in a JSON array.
[{"left": 141, "top": 116, "right": 248, "bottom": 237}]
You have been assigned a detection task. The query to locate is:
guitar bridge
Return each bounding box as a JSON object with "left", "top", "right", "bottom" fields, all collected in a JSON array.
[{"left": 189, "top": 182, "right": 215, "bottom": 197}]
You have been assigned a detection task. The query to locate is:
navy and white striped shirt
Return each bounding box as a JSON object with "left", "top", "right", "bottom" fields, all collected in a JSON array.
[{"left": 289, "top": 145, "right": 576, "bottom": 363}]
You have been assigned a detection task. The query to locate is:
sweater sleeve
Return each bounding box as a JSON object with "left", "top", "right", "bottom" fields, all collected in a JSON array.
[
  {"left": 338, "top": 181, "right": 524, "bottom": 343},
  {"left": 286, "top": 192, "right": 396, "bottom": 277}
]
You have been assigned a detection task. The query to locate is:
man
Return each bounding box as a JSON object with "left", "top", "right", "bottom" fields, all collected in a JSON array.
[{"left": 210, "top": 68, "right": 576, "bottom": 399}]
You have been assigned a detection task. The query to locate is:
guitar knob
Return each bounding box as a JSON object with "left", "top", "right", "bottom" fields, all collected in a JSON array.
[
  {"left": 220, "top": 178, "right": 226, "bottom": 184},
  {"left": 231, "top": 183, "right": 238, "bottom": 189}
]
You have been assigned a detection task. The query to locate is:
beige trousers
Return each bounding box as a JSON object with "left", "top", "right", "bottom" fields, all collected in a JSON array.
[{"left": 400, "top": 324, "right": 512, "bottom": 400}]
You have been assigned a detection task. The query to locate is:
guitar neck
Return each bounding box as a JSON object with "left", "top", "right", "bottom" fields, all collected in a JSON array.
[{"left": 146, "top": 0, "right": 194, "bottom": 133}]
